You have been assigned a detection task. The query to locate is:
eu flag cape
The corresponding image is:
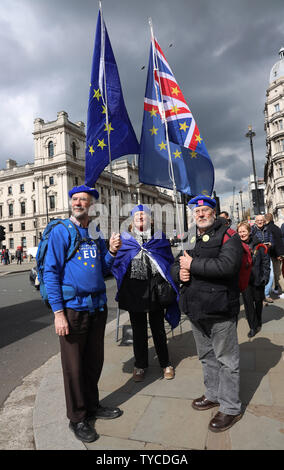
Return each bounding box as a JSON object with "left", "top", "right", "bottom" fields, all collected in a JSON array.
[
  {"left": 111, "top": 231, "right": 181, "bottom": 328},
  {"left": 139, "top": 39, "right": 214, "bottom": 197},
  {"left": 85, "top": 10, "right": 139, "bottom": 186}
]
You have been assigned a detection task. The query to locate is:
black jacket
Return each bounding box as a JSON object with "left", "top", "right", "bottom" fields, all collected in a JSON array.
[
  {"left": 247, "top": 235, "right": 270, "bottom": 287},
  {"left": 265, "top": 221, "right": 284, "bottom": 258},
  {"left": 171, "top": 219, "right": 243, "bottom": 321}
]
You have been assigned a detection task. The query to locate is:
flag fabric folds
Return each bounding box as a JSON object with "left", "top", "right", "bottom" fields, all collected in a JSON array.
[
  {"left": 139, "top": 39, "right": 215, "bottom": 196},
  {"left": 85, "top": 10, "right": 139, "bottom": 186}
]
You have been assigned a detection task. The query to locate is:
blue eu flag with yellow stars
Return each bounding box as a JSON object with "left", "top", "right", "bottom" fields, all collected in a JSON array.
[
  {"left": 85, "top": 9, "right": 139, "bottom": 186},
  {"left": 139, "top": 39, "right": 215, "bottom": 196}
]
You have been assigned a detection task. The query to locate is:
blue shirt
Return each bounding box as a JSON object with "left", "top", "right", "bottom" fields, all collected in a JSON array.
[{"left": 43, "top": 221, "right": 114, "bottom": 313}]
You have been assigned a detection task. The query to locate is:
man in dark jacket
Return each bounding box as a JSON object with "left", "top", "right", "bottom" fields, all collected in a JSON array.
[
  {"left": 264, "top": 213, "right": 284, "bottom": 294},
  {"left": 171, "top": 195, "right": 243, "bottom": 433}
]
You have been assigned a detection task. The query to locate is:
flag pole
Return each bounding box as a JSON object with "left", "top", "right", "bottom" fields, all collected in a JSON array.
[
  {"left": 148, "top": 18, "right": 184, "bottom": 250},
  {"left": 99, "top": 1, "right": 113, "bottom": 195}
]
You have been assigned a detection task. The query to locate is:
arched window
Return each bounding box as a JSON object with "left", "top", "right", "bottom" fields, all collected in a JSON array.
[
  {"left": 48, "top": 141, "right": 54, "bottom": 158},
  {"left": 72, "top": 142, "right": 77, "bottom": 158}
]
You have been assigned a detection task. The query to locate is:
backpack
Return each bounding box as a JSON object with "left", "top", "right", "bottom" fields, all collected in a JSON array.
[
  {"left": 222, "top": 228, "right": 253, "bottom": 292},
  {"left": 36, "top": 219, "right": 100, "bottom": 304}
]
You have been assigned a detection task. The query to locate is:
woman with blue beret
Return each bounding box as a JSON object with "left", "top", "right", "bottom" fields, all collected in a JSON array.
[{"left": 112, "top": 205, "right": 180, "bottom": 382}]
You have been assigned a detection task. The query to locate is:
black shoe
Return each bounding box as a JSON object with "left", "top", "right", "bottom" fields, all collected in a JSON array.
[
  {"left": 89, "top": 405, "right": 123, "bottom": 420},
  {"left": 248, "top": 329, "right": 257, "bottom": 338},
  {"left": 69, "top": 420, "right": 99, "bottom": 443}
]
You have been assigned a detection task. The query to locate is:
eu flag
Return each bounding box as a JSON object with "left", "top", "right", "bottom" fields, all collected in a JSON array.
[
  {"left": 85, "top": 10, "right": 139, "bottom": 186},
  {"left": 139, "top": 39, "right": 214, "bottom": 196}
]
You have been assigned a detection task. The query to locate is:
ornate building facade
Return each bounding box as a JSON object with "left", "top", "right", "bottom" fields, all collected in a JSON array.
[
  {"left": 0, "top": 111, "right": 175, "bottom": 255},
  {"left": 264, "top": 47, "right": 284, "bottom": 221}
]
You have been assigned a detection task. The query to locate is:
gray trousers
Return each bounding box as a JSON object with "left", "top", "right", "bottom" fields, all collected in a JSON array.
[{"left": 191, "top": 317, "right": 242, "bottom": 415}]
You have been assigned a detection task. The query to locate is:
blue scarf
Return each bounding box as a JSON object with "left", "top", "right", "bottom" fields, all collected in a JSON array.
[{"left": 112, "top": 231, "right": 180, "bottom": 328}]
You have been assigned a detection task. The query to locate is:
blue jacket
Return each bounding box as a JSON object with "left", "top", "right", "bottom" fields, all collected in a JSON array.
[{"left": 43, "top": 222, "right": 114, "bottom": 313}]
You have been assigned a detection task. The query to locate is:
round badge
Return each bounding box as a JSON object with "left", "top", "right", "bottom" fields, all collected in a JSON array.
[
  {"left": 202, "top": 234, "right": 209, "bottom": 242},
  {"left": 190, "top": 236, "right": 196, "bottom": 243}
]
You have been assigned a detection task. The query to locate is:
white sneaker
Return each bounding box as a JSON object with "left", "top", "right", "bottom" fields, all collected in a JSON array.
[{"left": 279, "top": 294, "right": 284, "bottom": 299}]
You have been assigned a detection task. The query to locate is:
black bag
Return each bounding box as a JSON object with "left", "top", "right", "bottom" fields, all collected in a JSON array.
[{"left": 154, "top": 277, "right": 177, "bottom": 307}]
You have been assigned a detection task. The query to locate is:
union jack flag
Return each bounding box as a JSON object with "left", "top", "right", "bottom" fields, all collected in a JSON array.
[{"left": 139, "top": 38, "right": 214, "bottom": 196}]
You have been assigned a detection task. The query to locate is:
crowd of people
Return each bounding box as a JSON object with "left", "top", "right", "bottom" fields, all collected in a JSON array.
[{"left": 41, "top": 185, "right": 284, "bottom": 443}]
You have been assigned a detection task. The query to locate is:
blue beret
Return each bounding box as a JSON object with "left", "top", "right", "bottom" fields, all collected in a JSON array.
[
  {"left": 131, "top": 204, "right": 151, "bottom": 216},
  {"left": 188, "top": 194, "right": 216, "bottom": 209},
  {"left": 68, "top": 185, "right": 99, "bottom": 200}
]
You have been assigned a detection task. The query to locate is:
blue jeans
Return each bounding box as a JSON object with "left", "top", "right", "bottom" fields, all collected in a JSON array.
[
  {"left": 265, "top": 259, "right": 274, "bottom": 297},
  {"left": 191, "top": 318, "right": 242, "bottom": 415}
]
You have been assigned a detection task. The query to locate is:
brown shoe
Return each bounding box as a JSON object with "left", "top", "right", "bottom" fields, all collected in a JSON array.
[
  {"left": 209, "top": 411, "right": 242, "bottom": 432},
  {"left": 133, "top": 367, "right": 145, "bottom": 382},
  {"left": 163, "top": 366, "right": 175, "bottom": 380},
  {"left": 192, "top": 395, "right": 219, "bottom": 411}
]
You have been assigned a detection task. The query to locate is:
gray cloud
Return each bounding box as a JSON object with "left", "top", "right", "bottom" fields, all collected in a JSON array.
[{"left": 0, "top": 0, "right": 283, "bottom": 200}]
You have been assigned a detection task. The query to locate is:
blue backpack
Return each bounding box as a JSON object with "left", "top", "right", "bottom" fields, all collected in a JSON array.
[{"left": 36, "top": 219, "right": 100, "bottom": 305}]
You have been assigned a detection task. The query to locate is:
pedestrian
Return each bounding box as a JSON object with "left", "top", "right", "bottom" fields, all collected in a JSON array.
[
  {"left": 171, "top": 195, "right": 243, "bottom": 433},
  {"left": 264, "top": 213, "right": 284, "bottom": 295},
  {"left": 218, "top": 211, "right": 232, "bottom": 227},
  {"left": 237, "top": 222, "right": 270, "bottom": 337},
  {"left": 43, "top": 185, "right": 123, "bottom": 443},
  {"left": 112, "top": 204, "right": 179, "bottom": 382},
  {"left": 16, "top": 248, "right": 22, "bottom": 265},
  {"left": 252, "top": 214, "right": 274, "bottom": 303}
]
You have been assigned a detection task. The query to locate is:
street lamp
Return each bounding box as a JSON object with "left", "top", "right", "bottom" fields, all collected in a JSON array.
[
  {"left": 43, "top": 185, "right": 49, "bottom": 224},
  {"left": 239, "top": 190, "right": 244, "bottom": 220},
  {"left": 236, "top": 202, "right": 240, "bottom": 223},
  {"left": 245, "top": 125, "right": 260, "bottom": 215}
]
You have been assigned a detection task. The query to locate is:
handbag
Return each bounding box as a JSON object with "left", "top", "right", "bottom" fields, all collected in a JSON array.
[{"left": 154, "top": 277, "right": 177, "bottom": 307}]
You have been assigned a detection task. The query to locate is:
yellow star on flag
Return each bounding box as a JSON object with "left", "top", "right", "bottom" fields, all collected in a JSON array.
[
  {"left": 101, "top": 105, "right": 107, "bottom": 114},
  {"left": 149, "top": 125, "right": 158, "bottom": 136},
  {"left": 104, "top": 122, "right": 114, "bottom": 134},
  {"left": 159, "top": 141, "right": 167, "bottom": 150},
  {"left": 179, "top": 121, "right": 189, "bottom": 132},
  {"left": 190, "top": 151, "right": 197, "bottom": 159},
  {"left": 171, "top": 105, "right": 179, "bottom": 114},
  {"left": 202, "top": 190, "right": 209, "bottom": 195},
  {"left": 150, "top": 107, "right": 158, "bottom": 117},
  {"left": 97, "top": 138, "right": 107, "bottom": 150},
  {"left": 93, "top": 88, "right": 102, "bottom": 101},
  {"left": 173, "top": 149, "right": 182, "bottom": 159},
  {"left": 89, "top": 145, "right": 95, "bottom": 156},
  {"left": 195, "top": 134, "right": 202, "bottom": 144},
  {"left": 171, "top": 86, "right": 180, "bottom": 96}
]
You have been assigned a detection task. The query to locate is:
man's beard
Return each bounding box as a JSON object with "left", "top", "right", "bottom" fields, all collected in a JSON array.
[
  {"left": 72, "top": 207, "right": 88, "bottom": 220},
  {"left": 196, "top": 215, "right": 215, "bottom": 231}
]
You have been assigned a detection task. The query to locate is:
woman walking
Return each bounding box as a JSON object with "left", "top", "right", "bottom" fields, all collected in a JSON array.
[{"left": 237, "top": 222, "right": 270, "bottom": 337}]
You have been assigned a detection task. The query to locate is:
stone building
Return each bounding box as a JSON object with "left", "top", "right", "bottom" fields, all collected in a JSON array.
[
  {"left": 264, "top": 47, "right": 284, "bottom": 221},
  {"left": 0, "top": 111, "right": 175, "bottom": 256}
]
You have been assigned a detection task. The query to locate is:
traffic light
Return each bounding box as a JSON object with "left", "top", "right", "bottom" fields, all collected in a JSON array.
[{"left": 0, "top": 225, "right": 6, "bottom": 241}]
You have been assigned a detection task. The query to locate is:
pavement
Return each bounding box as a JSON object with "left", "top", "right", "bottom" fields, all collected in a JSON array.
[{"left": 1, "top": 260, "right": 284, "bottom": 451}]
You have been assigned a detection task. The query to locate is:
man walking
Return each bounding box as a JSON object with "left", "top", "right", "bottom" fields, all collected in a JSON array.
[
  {"left": 172, "top": 195, "right": 243, "bottom": 432},
  {"left": 252, "top": 215, "right": 274, "bottom": 303},
  {"left": 43, "top": 185, "right": 122, "bottom": 443}
]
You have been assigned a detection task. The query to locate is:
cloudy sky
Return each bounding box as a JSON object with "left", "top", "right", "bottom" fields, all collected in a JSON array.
[{"left": 1, "top": 0, "right": 284, "bottom": 211}]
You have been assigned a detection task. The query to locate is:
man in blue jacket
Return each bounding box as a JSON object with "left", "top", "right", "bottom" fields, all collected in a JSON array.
[{"left": 43, "top": 185, "right": 122, "bottom": 443}]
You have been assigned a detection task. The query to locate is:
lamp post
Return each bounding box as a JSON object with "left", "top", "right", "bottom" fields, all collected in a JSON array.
[
  {"left": 43, "top": 185, "right": 49, "bottom": 224},
  {"left": 239, "top": 190, "right": 244, "bottom": 220},
  {"left": 245, "top": 125, "right": 260, "bottom": 215},
  {"left": 236, "top": 202, "right": 240, "bottom": 223}
]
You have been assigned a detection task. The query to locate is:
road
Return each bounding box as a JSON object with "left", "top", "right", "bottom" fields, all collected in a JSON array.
[{"left": 0, "top": 271, "right": 119, "bottom": 407}]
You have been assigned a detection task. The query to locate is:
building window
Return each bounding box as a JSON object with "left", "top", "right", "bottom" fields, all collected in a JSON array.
[
  {"left": 20, "top": 183, "right": 24, "bottom": 193},
  {"left": 48, "top": 141, "right": 54, "bottom": 157},
  {"left": 275, "top": 103, "right": 280, "bottom": 113},
  {"left": 21, "top": 237, "right": 27, "bottom": 248},
  {"left": 278, "top": 139, "right": 284, "bottom": 152},
  {"left": 49, "top": 176, "right": 54, "bottom": 185},
  {"left": 33, "top": 200, "right": 36, "bottom": 213},
  {"left": 9, "top": 238, "right": 14, "bottom": 249},
  {"left": 72, "top": 142, "right": 77, "bottom": 158},
  {"left": 49, "top": 195, "right": 55, "bottom": 209},
  {"left": 74, "top": 177, "right": 79, "bottom": 186},
  {"left": 20, "top": 202, "right": 26, "bottom": 215},
  {"left": 8, "top": 186, "right": 12, "bottom": 195},
  {"left": 8, "top": 204, "right": 13, "bottom": 217},
  {"left": 0, "top": 206, "right": 2, "bottom": 218},
  {"left": 9, "top": 223, "right": 13, "bottom": 232},
  {"left": 33, "top": 181, "right": 35, "bottom": 190},
  {"left": 21, "top": 222, "right": 25, "bottom": 230}
]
